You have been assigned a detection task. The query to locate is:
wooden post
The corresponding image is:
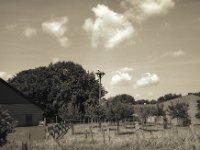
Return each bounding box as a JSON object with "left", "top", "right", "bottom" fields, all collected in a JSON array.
[
  {"left": 108, "top": 128, "right": 111, "bottom": 143},
  {"left": 44, "top": 117, "right": 47, "bottom": 126},
  {"left": 71, "top": 124, "right": 75, "bottom": 135},
  {"left": 102, "top": 126, "right": 106, "bottom": 144},
  {"left": 22, "top": 142, "right": 28, "bottom": 150},
  {"left": 117, "top": 120, "right": 120, "bottom": 135},
  {"left": 56, "top": 116, "right": 58, "bottom": 124}
]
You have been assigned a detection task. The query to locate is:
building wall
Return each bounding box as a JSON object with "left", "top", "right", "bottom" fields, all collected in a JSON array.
[{"left": 0, "top": 104, "right": 43, "bottom": 126}]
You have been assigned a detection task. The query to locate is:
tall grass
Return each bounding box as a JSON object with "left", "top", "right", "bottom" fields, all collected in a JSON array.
[{"left": 1, "top": 124, "right": 200, "bottom": 150}]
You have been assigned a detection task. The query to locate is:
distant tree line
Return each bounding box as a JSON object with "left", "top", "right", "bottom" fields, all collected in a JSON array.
[{"left": 7, "top": 61, "right": 199, "bottom": 125}]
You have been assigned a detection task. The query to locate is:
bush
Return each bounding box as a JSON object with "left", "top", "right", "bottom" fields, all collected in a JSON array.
[
  {"left": 0, "top": 110, "right": 16, "bottom": 146},
  {"left": 182, "top": 117, "right": 191, "bottom": 127}
]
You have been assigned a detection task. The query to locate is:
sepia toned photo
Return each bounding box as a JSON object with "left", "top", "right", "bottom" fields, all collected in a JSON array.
[{"left": 0, "top": 0, "right": 200, "bottom": 149}]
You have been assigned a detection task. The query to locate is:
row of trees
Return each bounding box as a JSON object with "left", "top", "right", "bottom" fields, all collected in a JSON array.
[
  {"left": 7, "top": 61, "right": 196, "bottom": 125},
  {"left": 135, "top": 93, "right": 182, "bottom": 105}
]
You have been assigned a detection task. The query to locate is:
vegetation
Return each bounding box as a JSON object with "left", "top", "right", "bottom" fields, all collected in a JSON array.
[
  {"left": 195, "top": 100, "right": 200, "bottom": 119},
  {"left": 157, "top": 93, "right": 182, "bottom": 103},
  {"left": 0, "top": 110, "right": 15, "bottom": 146},
  {"left": 8, "top": 61, "right": 106, "bottom": 117},
  {"left": 103, "top": 94, "right": 135, "bottom": 122},
  {"left": 3, "top": 124, "right": 200, "bottom": 150},
  {"left": 135, "top": 99, "right": 157, "bottom": 105},
  {"left": 167, "top": 102, "right": 191, "bottom": 126},
  {"left": 134, "top": 105, "right": 155, "bottom": 126}
]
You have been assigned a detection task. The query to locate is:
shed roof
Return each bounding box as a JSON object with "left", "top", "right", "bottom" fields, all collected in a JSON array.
[{"left": 0, "top": 78, "right": 42, "bottom": 107}]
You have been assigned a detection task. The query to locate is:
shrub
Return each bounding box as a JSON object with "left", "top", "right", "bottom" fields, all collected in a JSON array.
[{"left": 0, "top": 110, "right": 16, "bottom": 146}]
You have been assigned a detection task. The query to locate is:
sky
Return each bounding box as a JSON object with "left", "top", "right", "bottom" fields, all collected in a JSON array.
[{"left": 0, "top": 0, "right": 200, "bottom": 100}]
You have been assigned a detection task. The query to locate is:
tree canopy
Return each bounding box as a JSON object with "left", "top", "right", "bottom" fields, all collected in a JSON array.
[
  {"left": 157, "top": 93, "right": 182, "bottom": 103},
  {"left": 167, "top": 102, "right": 190, "bottom": 126},
  {"left": 9, "top": 61, "right": 106, "bottom": 117},
  {"left": 102, "top": 94, "right": 134, "bottom": 121}
]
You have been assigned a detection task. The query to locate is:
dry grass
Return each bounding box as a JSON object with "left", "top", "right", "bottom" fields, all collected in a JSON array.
[{"left": 1, "top": 123, "right": 200, "bottom": 150}]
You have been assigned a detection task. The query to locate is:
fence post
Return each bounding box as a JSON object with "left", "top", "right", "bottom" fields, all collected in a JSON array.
[
  {"left": 102, "top": 126, "right": 106, "bottom": 144},
  {"left": 108, "top": 128, "right": 111, "bottom": 143},
  {"left": 71, "top": 124, "right": 74, "bottom": 135},
  {"left": 22, "top": 142, "right": 28, "bottom": 150}
]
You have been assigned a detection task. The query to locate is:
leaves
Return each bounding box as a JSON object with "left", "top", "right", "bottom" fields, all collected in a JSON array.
[
  {"left": 0, "top": 110, "right": 16, "bottom": 146},
  {"left": 9, "top": 61, "right": 106, "bottom": 117},
  {"left": 167, "top": 102, "right": 190, "bottom": 126}
]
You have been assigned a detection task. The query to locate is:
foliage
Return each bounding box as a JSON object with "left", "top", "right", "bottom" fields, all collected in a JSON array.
[
  {"left": 157, "top": 93, "right": 182, "bottom": 103},
  {"left": 134, "top": 105, "right": 155, "bottom": 126},
  {"left": 110, "top": 94, "right": 135, "bottom": 104},
  {"left": 188, "top": 92, "right": 200, "bottom": 97},
  {"left": 103, "top": 94, "right": 134, "bottom": 121},
  {"left": 152, "top": 103, "right": 166, "bottom": 117},
  {"left": 8, "top": 61, "right": 106, "bottom": 117},
  {"left": 0, "top": 110, "right": 16, "bottom": 146},
  {"left": 135, "top": 99, "right": 157, "bottom": 105},
  {"left": 195, "top": 100, "right": 200, "bottom": 119},
  {"left": 167, "top": 102, "right": 190, "bottom": 126}
]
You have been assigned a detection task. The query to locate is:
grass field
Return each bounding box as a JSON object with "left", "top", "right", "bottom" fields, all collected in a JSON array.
[{"left": 1, "top": 123, "right": 200, "bottom": 150}]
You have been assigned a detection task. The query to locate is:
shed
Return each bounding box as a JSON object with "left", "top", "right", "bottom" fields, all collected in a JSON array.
[{"left": 0, "top": 78, "right": 43, "bottom": 126}]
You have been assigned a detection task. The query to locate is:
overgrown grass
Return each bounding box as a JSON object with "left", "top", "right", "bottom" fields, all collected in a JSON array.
[{"left": 1, "top": 123, "right": 200, "bottom": 150}]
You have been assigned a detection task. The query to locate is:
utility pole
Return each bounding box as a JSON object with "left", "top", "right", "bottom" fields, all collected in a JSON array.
[
  {"left": 96, "top": 70, "right": 105, "bottom": 104},
  {"left": 96, "top": 69, "right": 105, "bottom": 131}
]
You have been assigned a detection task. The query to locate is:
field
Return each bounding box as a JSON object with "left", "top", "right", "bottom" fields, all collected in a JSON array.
[{"left": 1, "top": 123, "right": 200, "bottom": 150}]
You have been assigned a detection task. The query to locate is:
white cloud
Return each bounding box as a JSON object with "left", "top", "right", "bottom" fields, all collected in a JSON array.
[
  {"left": 140, "top": 0, "right": 174, "bottom": 15},
  {"left": 136, "top": 93, "right": 140, "bottom": 97},
  {"left": 121, "top": 0, "right": 175, "bottom": 22},
  {"left": 111, "top": 67, "right": 133, "bottom": 86},
  {"left": 171, "top": 50, "right": 185, "bottom": 57},
  {"left": 162, "top": 50, "right": 186, "bottom": 57},
  {"left": 23, "top": 27, "right": 37, "bottom": 38},
  {"left": 83, "top": 4, "right": 135, "bottom": 49},
  {"left": 52, "top": 57, "right": 59, "bottom": 64},
  {"left": 0, "top": 72, "right": 12, "bottom": 80},
  {"left": 5, "top": 24, "right": 17, "bottom": 30},
  {"left": 42, "top": 17, "right": 68, "bottom": 37},
  {"left": 134, "top": 73, "right": 159, "bottom": 89},
  {"left": 42, "top": 17, "right": 70, "bottom": 48},
  {"left": 148, "top": 92, "right": 153, "bottom": 96},
  {"left": 58, "top": 37, "right": 70, "bottom": 48}
]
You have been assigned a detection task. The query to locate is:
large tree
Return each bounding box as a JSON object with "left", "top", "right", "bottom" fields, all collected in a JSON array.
[{"left": 9, "top": 61, "right": 106, "bottom": 117}]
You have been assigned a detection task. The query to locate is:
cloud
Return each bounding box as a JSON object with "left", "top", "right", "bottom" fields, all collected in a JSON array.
[
  {"left": 58, "top": 37, "right": 70, "bottom": 48},
  {"left": 5, "top": 24, "right": 17, "bottom": 30},
  {"left": 148, "top": 92, "right": 153, "bottom": 96},
  {"left": 134, "top": 73, "right": 159, "bottom": 89},
  {"left": 83, "top": 4, "right": 135, "bottom": 49},
  {"left": 52, "top": 57, "right": 59, "bottom": 64},
  {"left": 42, "top": 17, "right": 70, "bottom": 47},
  {"left": 136, "top": 93, "right": 140, "bottom": 97},
  {"left": 0, "top": 72, "right": 12, "bottom": 80},
  {"left": 162, "top": 50, "right": 186, "bottom": 57},
  {"left": 111, "top": 67, "right": 133, "bottom": 86},
  {"left": 23, "top": 27, "right": 37, "bottom": 38},
  {"left": 121, "top": 0, "right": 175, "bottom": 22}
]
